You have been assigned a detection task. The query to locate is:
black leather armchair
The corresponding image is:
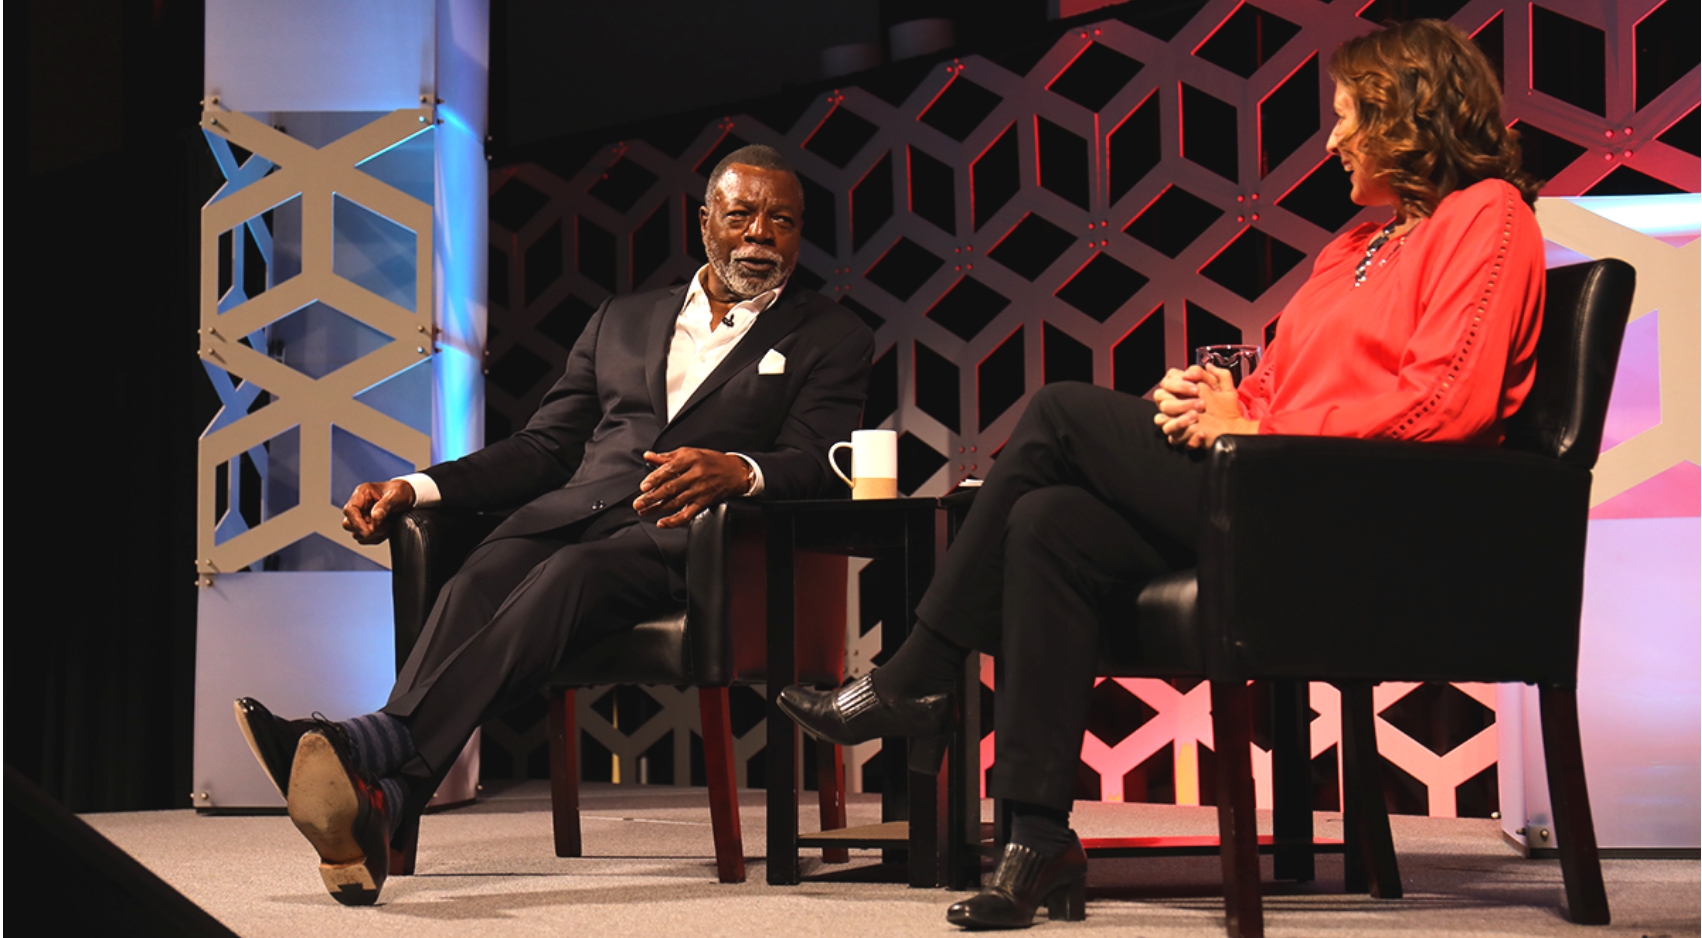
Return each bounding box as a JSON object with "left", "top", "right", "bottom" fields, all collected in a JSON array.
[
  {"left": 388, "top": 500, "right": 850, "bottom": 883},
  {"left": 957, "top": 259, "right": 1634, "bottom": 936},
  {"left": 1190, "top": 258, "right": 1632, "bottom": 934}
]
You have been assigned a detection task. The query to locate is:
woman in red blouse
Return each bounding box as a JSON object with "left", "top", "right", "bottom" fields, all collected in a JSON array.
[
  {"left": 781, "top": 20, "right": 1543, "bottom": 929},
  {"left": 1161, "top": 22, "right": 1544, "bottom": 446}
]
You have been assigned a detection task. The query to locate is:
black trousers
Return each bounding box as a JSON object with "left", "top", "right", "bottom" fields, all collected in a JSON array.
[
  {"left": 381, "top": 506, "right": 677, "bottom": 784},
  {"left": 917, "top": 383, "right": 1207, "bottom": 812}
]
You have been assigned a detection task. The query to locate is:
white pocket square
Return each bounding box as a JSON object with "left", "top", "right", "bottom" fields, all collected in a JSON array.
[{"left": 758, "top": 349, "right": 786, "bottom": 375}]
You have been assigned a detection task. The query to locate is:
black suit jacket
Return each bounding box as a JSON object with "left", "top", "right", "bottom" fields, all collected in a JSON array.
[{"left": 421, "top": 284, "right": 875, "bottom": 565}]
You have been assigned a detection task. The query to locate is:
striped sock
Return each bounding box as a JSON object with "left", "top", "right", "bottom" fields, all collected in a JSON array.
[
  {"left": 375, "top": 777, "right": 406, "bottom": 838},
  {"left": 339, "top": 712, "right": 416, "bottom": 780}
]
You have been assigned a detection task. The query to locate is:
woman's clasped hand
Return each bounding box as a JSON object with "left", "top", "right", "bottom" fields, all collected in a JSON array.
[{"left": 1152, "top": 365, "right": 1260, "bottom": 448}]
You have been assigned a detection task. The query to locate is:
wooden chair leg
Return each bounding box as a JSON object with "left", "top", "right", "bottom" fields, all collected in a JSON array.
[
  {"left": 1539, "top": 685, "right": 1610, "bottom": 925},
  {"left": 948, "top": 651, "right": 983, "bottom": 889},
  {"left": 1211, "top": 680, "right": 1265, "bottom": 938},
  {"left": 699, "top": 687, "right": 747, "bottom": 884},
  {"left": 548, "top": 687, "right": 583, "bottom": 858},
  {"left": 1341, "top": 788, "right": 1366, "bottom": 896},
  {"left": 1270, "top": 680, "right": 1314, "bottom": 883},
  {"left": 815, "top": 736, "right": 849, "bottom": 864},
  {"left": 1339, "top": 683, "right": 1400, "bottom": 899}
]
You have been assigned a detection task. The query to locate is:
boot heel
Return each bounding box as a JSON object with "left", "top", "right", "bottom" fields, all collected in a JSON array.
[
  {"left": 908, "top": 734, "right": 947, "bottom": 775},
  {"left": 1045, "top": 875, "right": 1087, "bottom": 921}
]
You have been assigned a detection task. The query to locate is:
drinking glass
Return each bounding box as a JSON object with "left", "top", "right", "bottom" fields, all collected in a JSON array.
[{"left": 1194, "top": 344, "right": 1263, "bottom": 384}]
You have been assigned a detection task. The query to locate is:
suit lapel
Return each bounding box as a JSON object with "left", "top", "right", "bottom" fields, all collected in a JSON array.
[
  {"left": 643, "top": 287, "right": 687, "bottom": 420},
  {"left": 664, "top": 289, "right": 809, "bottom": 429}
]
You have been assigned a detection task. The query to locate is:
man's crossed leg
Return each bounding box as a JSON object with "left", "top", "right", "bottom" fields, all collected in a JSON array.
[{"left": 236, "top": 509, "right": 678, "bottom": 905}]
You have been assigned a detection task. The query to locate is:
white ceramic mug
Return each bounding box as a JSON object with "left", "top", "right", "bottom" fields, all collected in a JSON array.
[{"left": 829, "top": 429, "right": 899, "bottom": 499}]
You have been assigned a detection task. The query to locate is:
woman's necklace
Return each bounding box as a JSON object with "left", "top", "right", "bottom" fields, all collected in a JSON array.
[{"left": 1353, "top": 219, "right": 1403, "bottom": 287}]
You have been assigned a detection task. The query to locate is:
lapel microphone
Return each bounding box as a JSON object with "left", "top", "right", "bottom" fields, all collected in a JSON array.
[{"left": 721, "top": 312, "right": 736, "bottom": 328}]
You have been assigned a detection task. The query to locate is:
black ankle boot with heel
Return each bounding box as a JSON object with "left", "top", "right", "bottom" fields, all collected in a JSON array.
[
  {"left": 776, "top": 674, "right": 954, "bottom": 774},
  {"left": 947, "top": 834, "right": 1088, "bottom": 929}
]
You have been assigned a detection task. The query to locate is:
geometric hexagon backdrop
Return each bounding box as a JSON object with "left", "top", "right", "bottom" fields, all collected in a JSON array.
[{"left": 481, "top": 0, "right": 1697, "bottom": 815}]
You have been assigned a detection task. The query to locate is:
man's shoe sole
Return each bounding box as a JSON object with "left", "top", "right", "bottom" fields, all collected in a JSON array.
[{"left": 288, "top": 733, "right": 381, "bottom": 906}]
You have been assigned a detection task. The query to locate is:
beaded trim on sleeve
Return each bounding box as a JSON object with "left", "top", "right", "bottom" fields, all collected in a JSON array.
[
  {"left": 1250, "top": 353, "right": 1276, "bottom": 403},
  {"left": 1389, "top": 189, "right": 1517, "bottom": 438}
]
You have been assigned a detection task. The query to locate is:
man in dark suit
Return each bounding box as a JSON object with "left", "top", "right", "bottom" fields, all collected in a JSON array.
[{"left": 235, "top": 145, "right": 874, "bottom": 906}]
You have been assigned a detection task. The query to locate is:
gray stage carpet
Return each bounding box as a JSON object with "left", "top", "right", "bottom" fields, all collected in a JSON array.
[{"left": 84, "top": 781, "right": 1698, "bottom": 937}]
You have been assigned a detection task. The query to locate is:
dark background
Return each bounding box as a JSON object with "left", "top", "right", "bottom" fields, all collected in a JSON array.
[{"left": 19, "top": 0, "right": 206, "bottom": 814}]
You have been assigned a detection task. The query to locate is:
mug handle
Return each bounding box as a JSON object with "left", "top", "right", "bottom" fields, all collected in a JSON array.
[{"left": 829, "top": 441, "right": 856, "bottom": 489}]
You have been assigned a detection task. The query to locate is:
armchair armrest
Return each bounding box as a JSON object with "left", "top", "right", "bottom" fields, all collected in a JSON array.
[
  {"left": 1197, "top": 434, "right": 1593, "bottom": 685},
  {"left": 690, "top": 500, "right": 846, "bottom": 687},
  {"left": 389, "top": 508, "right": 506, "bottom": 671},
  {"left": 682, "top": 501, "right": 761, "bottom": 686}
]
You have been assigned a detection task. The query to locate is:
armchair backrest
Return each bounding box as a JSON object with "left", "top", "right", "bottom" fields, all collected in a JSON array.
[{"left": 1502, "top": 259, "right": 1636, "bottom": 469}]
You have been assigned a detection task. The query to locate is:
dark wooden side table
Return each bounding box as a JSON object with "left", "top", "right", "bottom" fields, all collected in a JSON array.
[{"left": 762, "top": 497, "right": 961, "bottom": 887}]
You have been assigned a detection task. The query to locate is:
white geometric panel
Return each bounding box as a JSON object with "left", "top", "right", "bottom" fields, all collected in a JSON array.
[
  {"left": 198, "top": 105, "right": 436, "bottom": 575},
  {"left": 1536, "top": 197, "right": 1701, "bottom": 508}
]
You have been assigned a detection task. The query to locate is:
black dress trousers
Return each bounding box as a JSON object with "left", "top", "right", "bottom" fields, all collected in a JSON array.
[
  {"left": 917, "top": 383, "right": 1208, "bottom": 812},
  {"left": 381, "top": 506, "right": 678, "bottom": 780}
]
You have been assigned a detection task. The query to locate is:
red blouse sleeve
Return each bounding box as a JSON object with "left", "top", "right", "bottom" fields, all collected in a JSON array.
[
  {"left": 1237, "top": 355, "right": 1275, "bottom": 420},
  {"left": 1258, "top": 182, "right": 1544, "bottom": 442}
]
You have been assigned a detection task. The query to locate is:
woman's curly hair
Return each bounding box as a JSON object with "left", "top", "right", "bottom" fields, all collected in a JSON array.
[{"left": 1330, "top": 19, "right": 1540, "bottom": 217}]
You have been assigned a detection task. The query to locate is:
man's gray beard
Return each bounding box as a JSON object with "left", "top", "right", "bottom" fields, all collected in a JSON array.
[{"left": 707, "top": 249, "right": 791, "bottom": 300}]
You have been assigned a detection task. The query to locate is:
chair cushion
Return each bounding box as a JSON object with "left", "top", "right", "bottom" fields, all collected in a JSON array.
[{"left": 551, "top": 611, "right": 691, "bottom": 686}]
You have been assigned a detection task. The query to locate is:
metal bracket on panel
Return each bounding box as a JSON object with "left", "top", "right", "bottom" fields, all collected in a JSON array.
[{"left": 1511, "top": 821, "right": 1553, "bottom": 847}]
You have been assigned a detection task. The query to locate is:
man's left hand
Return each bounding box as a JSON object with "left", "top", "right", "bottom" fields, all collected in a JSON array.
[{"left": 634, "top": 448, "right": 753, "bottom": 528}]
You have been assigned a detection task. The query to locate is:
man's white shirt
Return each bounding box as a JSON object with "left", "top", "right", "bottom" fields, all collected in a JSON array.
[{"left": 402, "top": 267, "right": 782, "bottom": 507}]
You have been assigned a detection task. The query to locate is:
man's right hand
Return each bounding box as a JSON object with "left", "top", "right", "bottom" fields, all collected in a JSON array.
[{"left": 342, "top": 479, "right": 417, "bottom": 545}]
